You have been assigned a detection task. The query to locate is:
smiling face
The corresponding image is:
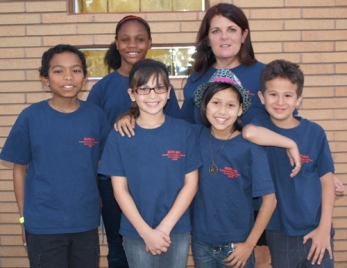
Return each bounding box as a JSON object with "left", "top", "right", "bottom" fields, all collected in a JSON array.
[
  {"left": 208, "top": 15, "right": 248, "bottom": 68},
  {"left": 206, "top": 87, "right": 243, "bottom": 139},
  {"left": 115, "top": 20, "right": 152, "bottom": 72},
  {"left": 128, "top": 74, "right": 171, "bottom": 121},
  {"left": 41, "top": 51, "right": 87, "bottom": 101},
  {"left": 258, "top": 77, "right": 303, "bottom": 128}
]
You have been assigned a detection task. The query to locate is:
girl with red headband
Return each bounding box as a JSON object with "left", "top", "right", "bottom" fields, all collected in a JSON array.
[{"left": 86, "top": 15, "right": 180, "bottom": 268}]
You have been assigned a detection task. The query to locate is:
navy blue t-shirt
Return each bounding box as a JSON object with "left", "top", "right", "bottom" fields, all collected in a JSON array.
[
  {"left": 192, "top": 126, "right": 275, "bottom": 244},
  {"left": 251, "top": 116, "right": 334, "bottom": 236},
  {"left": 98, "top": 116, "right": 202, "bottom": 238},
  {"left": 0, "top": 100, "right": 111, "bottom": 234}
]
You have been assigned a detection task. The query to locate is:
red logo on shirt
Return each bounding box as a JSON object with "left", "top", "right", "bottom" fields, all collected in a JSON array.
[
  {"left": 79, "top": 138, "right": 98, "bottom": 148},
  {"left": 220, "top": 167, "right": 240, "bottom": 179},
  {"left": 247, "top": 89, "right": 255, "bottom": 96},
  {"left": 300, "top": 154, "right": 313, "bottom": 164},
  {"left": 162, "top": 150, "right": 186, "bottom": 161}
]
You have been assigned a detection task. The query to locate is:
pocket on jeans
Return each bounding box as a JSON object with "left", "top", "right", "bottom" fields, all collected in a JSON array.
[{"left": 28, "top": 251, "right": 41, "bottom": 268}]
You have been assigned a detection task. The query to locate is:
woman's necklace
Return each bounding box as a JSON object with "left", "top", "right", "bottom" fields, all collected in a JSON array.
[{"left": 209, "top": 131, "right": 233, "bottom": 175}]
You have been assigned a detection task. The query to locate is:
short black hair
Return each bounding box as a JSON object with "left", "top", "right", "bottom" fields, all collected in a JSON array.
[
  {"left": 199, "top": 83, "right": 243, "bottom": 132},
  {"left": 39, "top": 44, "right": 87, "bottom": 78},
  {"left": 261, "top": 59, "right": 304, "bottom": 96}
]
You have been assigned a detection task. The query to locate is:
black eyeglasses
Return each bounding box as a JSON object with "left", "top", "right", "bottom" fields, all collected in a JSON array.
[{"left": 133, "top": 86, "right": 168, "bottom": 95}]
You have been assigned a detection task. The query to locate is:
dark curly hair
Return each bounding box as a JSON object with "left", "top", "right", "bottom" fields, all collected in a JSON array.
[{"left": 39, "top": 44, "right": 87, "bottom": 78}]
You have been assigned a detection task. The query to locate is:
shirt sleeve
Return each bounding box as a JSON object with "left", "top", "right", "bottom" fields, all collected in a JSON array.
[
  {"left": 163, "top": 85, "right": 181, "bottom": 119},
  {"left": 0, "top": 111, "right": 31, "bottom": 165}
]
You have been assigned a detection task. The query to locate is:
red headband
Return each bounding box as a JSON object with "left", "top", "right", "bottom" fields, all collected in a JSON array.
[{"left": 116, "top": 15, "right": 150, "bottom": 35}]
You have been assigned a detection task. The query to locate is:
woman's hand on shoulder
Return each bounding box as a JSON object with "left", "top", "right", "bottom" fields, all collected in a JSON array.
[{"left": 114, "top": 113, "right": 135, "bottom": 137}]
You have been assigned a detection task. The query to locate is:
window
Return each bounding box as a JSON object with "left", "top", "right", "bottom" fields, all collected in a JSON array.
[
  {"left": 72, "top": 0, "right": 205, "bottom": 13},
  {"left": 82, "top": 46, "right": 195, "bottom": 79}
]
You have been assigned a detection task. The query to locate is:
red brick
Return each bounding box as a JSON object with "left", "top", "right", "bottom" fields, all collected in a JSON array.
[
  {"left": 0, "top": 37, "right": 42, "bottom": 48},
  {"left": 0, "top": 82, "right": 43, "bottom": 93},
  {"left": 26, "top": 1, "right": 67, "bottom": 12},
  {"left": 152, "top": 33, "right": 196, "bottom": 44},
  {"left": 0, "top": 59, "right": 41, "bottom": 70},
  {"left": 299, "top": 109, "right": 333, "bottom": 120},
  {"left": 302, "top": 87, "right": 334, "bottom": 97},
  {"left": 256, "top": 53, "right": 301, "bottom": 64},
  {"left": 43, "top": 35, "right": 94, "bottom": 47},
  {"left": 234, "top": 0, "right": 284, "bottom": 7},
  {"left": 252, "top": 31, "right": 301, "bottom": 42},
  {"left": 335, "top": 63, "right": 347, "bottom": 74},
  {"left": 0, "top": 257, "right": 29, "bottom": 267},
  {"left": 250, "top": 8, "right": 301, "bottom": 19},
  {"left": 0, "top": 72, "right": 26, "bottom": 82},
  {"left": 253, "top": 42, "right": 282, "bottom": 53},
  {"left": 284, "top": 42, "right": 334, "bottom": 52},
  {"left": 0, "top": 2, "right": 25, "bottom": 13},
  {"left": 300, "top": 64, "right": 335, "bottom": 75},
  {"left": 335, "top": 109, "right": 347, "bottom": 120},
  {"left": 335, "top": 132, "right": 347, "bottom": 141},
  {"left": 0, "top": 116, "right": 17, "bottom": 127},
  {"left": 27, "top": 24, "right": 77, "bottom": 36},
  {"left": 336, "top": 87, "right": 347, "bottom": 97},
  {"left": 0, "top": 94, "right": 25, "bottom": 104},
  {"left": 77, "top": 23, "right": 115, "bottom": 35},
  {"left": 0, "top": 26, "right": 25, "bottom": 37},
  {"left": 146, "top": 12, "right": 199, "bottom": 22},
  {"left": 303, "top": 8, "right": 347, "bottom": 19},
  {"left": 181, "top": 21, "right": 201, "bottom": 32},
  {"left": 304, "top": 30, "right": 347, "bottom": 41},
  {"left": 0, "top": 235, "right": 23, "bottom": 246},
  {"left": 0, "top": 48, "right": 24, "bottom": 59},
  {"left": 334, "top": 152, "right": 347, "bottom": 162},
  {"left": 305, "top": 75, "right": 347, "bottom": 87},
  {"left": 42, "top": 13, "right": 93, "bottom": 23},
  {"left": 285, "top": 0, "right": 334, "bottom": 6},
  {"left": 26, "top": 93, "right": 53, "bottom": 104},
  {"left": 151, "top": 22, "right": 180, "bottom": 33},
  {"left": 0, "top": 14, "right": 41, "bottom": 25},
  {"left": 0, "top": 127, "right": 11, "bottom": 137},
  {"left": 303, "top": 52, "right": 347, "bottom": 64},
  {"left": 286, "top": 19, "right": 334, "bottom": 30}
]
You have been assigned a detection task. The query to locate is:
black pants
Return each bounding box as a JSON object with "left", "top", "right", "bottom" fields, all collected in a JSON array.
[{"left": 26, "top": 228, "right": 99, "bottom": 268}]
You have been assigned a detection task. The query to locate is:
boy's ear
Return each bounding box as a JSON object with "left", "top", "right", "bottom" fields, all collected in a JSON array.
[
  {"left": 258, "top": 91, "right": 265, "bottom": 105},
  {"left": 83, "top": 73, "right": 88, "bottom": 86},
  {"left": 128, "top": 88, "right": 135, "bottom": 101},
  {"left": 295, "top": 94, "right": 303, "bottom": 109},
  {"left": 41, "top": 76, "right": 50, "bottom": 87}
]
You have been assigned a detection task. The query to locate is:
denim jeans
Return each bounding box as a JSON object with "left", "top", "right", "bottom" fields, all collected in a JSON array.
[
  {"left": 192, "top": 238, "right": 254, "bottom": 268},
  {"left": 123, "top": 232, "right": 190, "bottom": 268},
  {"left": 99, "top": 178, "right": 128, "bottom": 267},
  {"left": 26, "top": 228, "right": 99, "bottom": 268},
  {"left": 266, "top": 229, "right": 335, "bottom": 268}
]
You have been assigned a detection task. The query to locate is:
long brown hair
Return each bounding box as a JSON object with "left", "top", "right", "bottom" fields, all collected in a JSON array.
[{"left": 193, "top": 3, "right": 257, "bottom": 80}]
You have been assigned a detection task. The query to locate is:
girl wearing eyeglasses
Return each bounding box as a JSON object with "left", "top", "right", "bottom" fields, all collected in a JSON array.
[{"left": 98, "top": 59, "right": 201, "bottom": 268}]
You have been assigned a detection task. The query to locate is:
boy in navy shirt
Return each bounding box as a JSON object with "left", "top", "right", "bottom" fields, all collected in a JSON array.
[
  {"left": 0, "top": 44, "right": 111, "bottom": 268},
  {"left": 243, "top": 59, "right": 335, "bottom": 268}
]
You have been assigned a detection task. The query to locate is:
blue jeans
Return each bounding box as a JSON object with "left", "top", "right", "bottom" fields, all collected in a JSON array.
[
  {"left": 26, "top": 228, "right": 99, "bottom": 268},
  {"left": 266, "top": 229, "right": 335, "bottom": 268},
  {"left": 99, "top": 178, "right": 128, "bottom": 267},
  {"left": 192, "top": 238, "right": 254, "bottom": 268},
  {"left": 123, "top": 232, "right": 190, "bottom": 268}
]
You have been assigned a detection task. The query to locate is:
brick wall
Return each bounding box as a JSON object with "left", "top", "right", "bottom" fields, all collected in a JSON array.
[{"left": 0, "top": 0, "right": 346, "bottom": 267}]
